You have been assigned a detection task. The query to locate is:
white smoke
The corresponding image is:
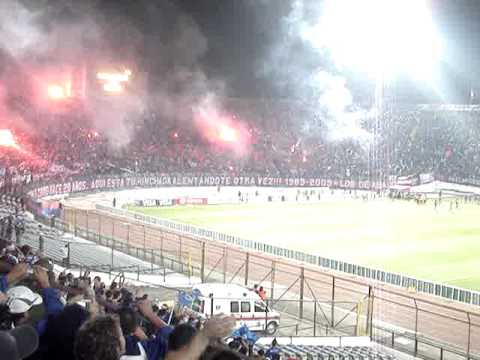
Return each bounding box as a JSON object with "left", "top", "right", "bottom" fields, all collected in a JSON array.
[
  {"left": 0, "top": 1, "right": 100, "bottom": 59},
  {"left": 0, "top": 2, "right": 45, "bottom": 57},
  {"left": 259, "top": 0, "right": 373, "bottom": 144},
  {"left": 314, "top": 71, "right": 372, "bottom": 142}
]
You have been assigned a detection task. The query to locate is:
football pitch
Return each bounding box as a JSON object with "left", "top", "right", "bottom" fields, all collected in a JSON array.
[{"left": 127, "top": 199, "right": 480, "bottom": 291}]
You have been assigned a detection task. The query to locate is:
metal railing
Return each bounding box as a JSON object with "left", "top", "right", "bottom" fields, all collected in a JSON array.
[
  {"left": 62, "top": 206, "right": 480, "bottom": 360},
  {"left": 96, "top": 204, "right": 480, "bottom": 307},
  {"left": 27, "top": 215, "right": 366, "bottom": 339}
]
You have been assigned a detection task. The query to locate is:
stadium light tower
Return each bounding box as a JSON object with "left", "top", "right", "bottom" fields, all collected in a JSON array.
[
  {"left": 305, "top": 0, "right": 441, "bottom": 80},
  {"left": 97, "top": 69, "right": 132, "bottom": 93},
  {"left": 303, "top": 0, "right": 442, "bottom": 184}
]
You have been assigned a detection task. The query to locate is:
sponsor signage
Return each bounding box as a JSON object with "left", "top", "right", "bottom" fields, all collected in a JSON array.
[{"left": 134, "top": 198, "right": 174, "bottom": 207}]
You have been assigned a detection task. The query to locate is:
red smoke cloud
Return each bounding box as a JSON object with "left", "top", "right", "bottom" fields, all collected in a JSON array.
[{"left": 193, "top": 102, "right": 251, "bottom": 156}]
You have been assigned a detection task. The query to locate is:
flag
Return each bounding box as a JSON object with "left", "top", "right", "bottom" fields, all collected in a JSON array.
[
  {"left": 177, "top": 288, "right": 201, "bottom": 308},
  {"left": 231, "top": 324, "right": 258, "bottom": 344}
]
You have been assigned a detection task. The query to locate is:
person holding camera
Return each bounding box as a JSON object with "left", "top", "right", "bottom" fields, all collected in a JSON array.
[
  {"left": 119, "top": 298, "right": 170, "bottom": 360},
  {"left": 7, "top": 266, "right": 64, "bottom": 333}
]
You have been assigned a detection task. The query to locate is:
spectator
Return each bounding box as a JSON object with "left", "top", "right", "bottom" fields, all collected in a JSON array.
[
  {"left": 19, "top": 245, "right": 33, "bottom": 257},
  {"left": 43, "top": 304, "right": 90, "bottom": 360},
  {"left": 265, "top": 338, "right": 281, "bottom": 360},
  {"left": 157, "top": 303, "right": 171, "bottom": 324},
  {"left": 119, "top": 305, "right": 169, "bottom": 360},
  {"left": 33, "top": 266, "right": 64, "bottom": 325},
  {"left": 93, "top": 276, "right": 101, "bottom": 291},
  {"left": 165, "top": 315, "right": 235, "bottom": 360},
  {"left": 119, "top": 307, "right": 147, "bottom": 359},
  {"left": 14, "top": 214, "right": 25, "bottom": 245},
  {"left": 201, "top": 348, "right": 245, "bottom": 360},
  {"left": 135, "top": 299, "right": 172, "bottom": 358},
  {"left": 228, "top": 337, "right": 248, "bottom": 355},
  {"left": 258, "top": 287, "right": 266, "bottom": 301},
  {"left": 74, "top": 315, "right": 125, "bottom": 360},
  {"left": 62, "top": 243, "right": 69, "bottom": 267},
  {"left": 6, "top": 266, "right": 64, "bottom": 334},
  {"left": 253, "top": 349, "right": 266, "bottom": 359},
  {"left": 5, "top": 285, "right": 43, "bottom": 326},
  {"left": 66, "top": 272, "right": 74, "bottom": 285},
  {"left": 0, "top": 325, "right": 39, "bottom": 360},
  {"left": 167, "top": 323, "right": 197, "bottom": 353},
  {"left": 0, "top": 263, "right": 29, "bottom": 292}
]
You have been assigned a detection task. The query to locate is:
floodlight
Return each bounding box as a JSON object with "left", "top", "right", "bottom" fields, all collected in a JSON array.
[
  {"left": 103, "top": 82, "right": 123, "bottom": 93},
  {"left": 48, "top": 85, "right": 66, "bottom": 99},
  {"left": 303, "top": 0, "right": 442, "bottom": 80}
]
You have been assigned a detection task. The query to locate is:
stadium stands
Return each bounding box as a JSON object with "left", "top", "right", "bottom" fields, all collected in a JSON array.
[
  {"left": 0, "top": 197, "right": 400, "bottom": 360},
  {"left": 3, "top": 101, "right": 475, "bottom": 360},
  {"left": 2, "top": 103, "right": 480, "bottom": 359},
  {"left": 253, "top": 344, "right": 396, "bottom": 360},
  {"left": 0, "top": 203, "right": 174, "bottom": 277},
  {"left": 3, "top": 104, "right": 480, "bottom": 192}
]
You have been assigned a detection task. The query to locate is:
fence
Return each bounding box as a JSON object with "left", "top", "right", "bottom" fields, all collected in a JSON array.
[
  {"left": 31, "top": 214, "right": 365, "bottom": 339},
  {"left": 95, "top": 204, "right": 480, "bottom": 307},
  {"left": 60, "top": 206, "right": 480, "bottom": 360}
]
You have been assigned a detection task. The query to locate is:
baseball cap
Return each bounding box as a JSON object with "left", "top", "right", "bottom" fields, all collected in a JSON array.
[
  {"left": 6, "top": 286, "right": 43, "bottom": 314},
  {"left": 0, "top": 325, "right": 39, "bottom": 359}
]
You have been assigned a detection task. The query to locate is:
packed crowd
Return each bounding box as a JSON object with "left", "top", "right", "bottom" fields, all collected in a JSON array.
[
  {"left": 0, "top": 235, "right": 291, "bottom": 360},
  {"left": 386, "top": 109, "right": 480, "bottom": 178},
  {"left": 3, "top": 101, "right": 480, "bottom": 189}
]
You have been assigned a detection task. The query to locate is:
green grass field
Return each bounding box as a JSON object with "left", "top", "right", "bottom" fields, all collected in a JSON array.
[{"left": 127, "top": 199, "right": 480, "bottom": 290}]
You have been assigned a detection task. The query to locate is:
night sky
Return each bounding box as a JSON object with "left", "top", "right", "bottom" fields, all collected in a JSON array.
[
  {"left": 7, "top": 0, "right": 480, "bottom": 104},
  {"left": 178, "top": 0, "right": 480, "bottom": 103}
]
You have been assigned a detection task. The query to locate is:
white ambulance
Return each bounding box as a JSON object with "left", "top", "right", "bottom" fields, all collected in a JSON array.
[{"left": 181, "top": 283, "right": 280, "bottom": 334}]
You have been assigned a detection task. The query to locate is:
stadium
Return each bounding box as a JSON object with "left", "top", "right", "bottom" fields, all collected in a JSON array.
[{"left": 1, "top": 1, "right": 480, "bottom": 360}]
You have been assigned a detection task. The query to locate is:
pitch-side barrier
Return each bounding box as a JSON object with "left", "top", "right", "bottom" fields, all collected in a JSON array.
[
  {"left": 96, "top": 204, "right": 480, "bottom": 307},
  {"left": 61, "top": 205, "right": 480, "bottom": 359}
]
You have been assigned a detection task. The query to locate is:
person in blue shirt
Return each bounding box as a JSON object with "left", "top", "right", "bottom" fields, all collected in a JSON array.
[
  {"left": 4, "top": 265, "right": 64, "bottom": 336},
  {"left": 119, "top": 299, "right": 171, "bottom": 360},
  {"left": 32, "top": 266, "right": 64, "bottom": 335},
  {"left": 266, "top": 338, "right": 281, "bottom": 360},
  {"left": 0, "top": 263, "right": 64, "bottom": 335}
]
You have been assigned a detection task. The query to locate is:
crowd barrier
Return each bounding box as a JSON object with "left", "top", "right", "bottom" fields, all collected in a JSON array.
[
  {"left": 8, "top": 171, "right": 480, "bottom": 359},
  {"left": 97, "top": 204, "right": 480, "bottom": 307},
  {"left": 32, "top": 215, "right": 365, "bottom": 339},
  {"left": 64, "top": 205, "right": 480, "bottom": 360}
]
